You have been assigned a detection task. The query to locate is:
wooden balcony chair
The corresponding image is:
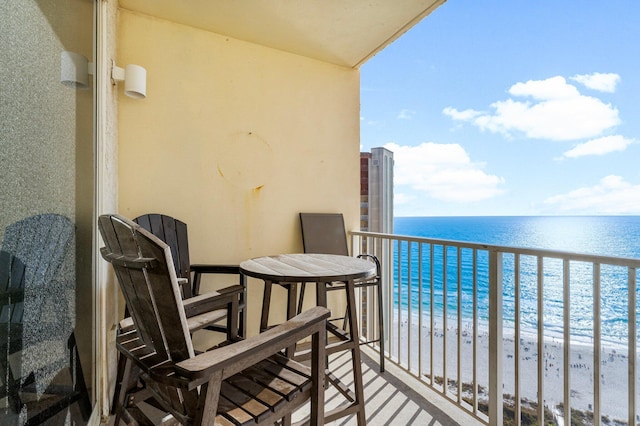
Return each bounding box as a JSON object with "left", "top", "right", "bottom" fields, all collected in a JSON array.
[
  {"left": 299, "top": 212, "right": 385, "bottom": 373},
  {"left": 0, "top": 214, "right": 91, "bottom": 424},
  {"left": 99, "top": 214, "right": 329, "bottom": 426},
  {"left": 111, "top": 213, "right": 248, "bottom": 416},
  {"left": 133, "top": 213, "right": 247, "bottom": 336}
]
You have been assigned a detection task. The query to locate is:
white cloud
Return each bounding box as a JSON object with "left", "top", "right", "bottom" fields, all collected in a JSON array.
[
  {"left": 445, "top": 76, "right": 620, "bottom": 141},
  {"left": 510, "top": 76, "right": 580, "bottom": 100},
  {"left": 562, "top": 135, "right": 634, "bottom": 158},
  {"left": 544, "top": 175, "right": 640, "bottom": 214},
  {"left": 397, "top": 109, "right": 416, "bottom": 120},
  {"left": 443, "top": 107, "right": 482, "bottom": 121},
  {"left": 385, "top": 142, "right": 505, "bottom": 203},
  {"left": 571, "top": 72, "right": 620, "bottom": 93}
]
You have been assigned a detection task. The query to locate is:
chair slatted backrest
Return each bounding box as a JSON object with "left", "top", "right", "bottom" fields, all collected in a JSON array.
[
  {"left": 134, "top": 214, "right": 192, "bottom": 298},
  {"left": 100, "top": 214, "right": 205, "bottom": 417},
  {"left": 299, "top": 213, "right": 350, "bottom": 256},
  {"left": 1, "top": 213, "right": 74, "bottom": 331},
  {"left": 99, "top": 215, "right": 194, "bottom": 365},
  {"left": 2, "top": 214, "right": 73, "bottom": 291},
  {"left": 1, "top": 214, "right": 75, "bottom": 409}
]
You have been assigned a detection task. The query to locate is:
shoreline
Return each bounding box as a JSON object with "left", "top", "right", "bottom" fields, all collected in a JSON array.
[
  {"left": 390, "top": 312, "right": 639, "bottom": 422},
  {"left": 397, "top": 308, "right": 637, "bottom": 351}
]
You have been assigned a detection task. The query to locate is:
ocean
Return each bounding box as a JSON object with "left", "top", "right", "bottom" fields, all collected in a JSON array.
[{"left": 392, "top": 216, "right": 640, "bottom": 344}]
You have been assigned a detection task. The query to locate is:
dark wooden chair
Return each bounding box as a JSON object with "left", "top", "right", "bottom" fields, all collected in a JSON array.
[
  {"left": 99, "top": 214, "right": 329, "bottom": 425},
  {"left": 299, "top": 212, "right": 385, "bottom": 372},
  {"left": 111, "top": 213, "right": 247, "bottom": 416},
  {"left": 0, "top": 213, "right": 91, "bottom": 425},
  {"left": 133, "top": 213, "right": 247, "bottom": 336}
]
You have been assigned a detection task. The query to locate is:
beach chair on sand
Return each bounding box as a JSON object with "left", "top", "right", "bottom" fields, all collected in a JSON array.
[{"left": 99, "top": 214, "right": 329, "bottom": 425}]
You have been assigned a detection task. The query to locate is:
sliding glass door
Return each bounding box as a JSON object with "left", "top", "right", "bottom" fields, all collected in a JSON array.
[{"left": 1, "top": 0, "right": 96, "bottom": 423}]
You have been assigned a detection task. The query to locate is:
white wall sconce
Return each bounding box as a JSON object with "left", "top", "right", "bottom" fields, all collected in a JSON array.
[
  {"left": 61, "top": 51, "right": 93, "bottom": 89},
  {"left": 111, "top": 61, "right": 147, "bottom": 99}
]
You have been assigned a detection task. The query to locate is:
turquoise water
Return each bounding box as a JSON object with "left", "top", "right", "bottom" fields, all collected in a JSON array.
[{"left": 393, "top": 216, "right": 640, "bottom": 344}]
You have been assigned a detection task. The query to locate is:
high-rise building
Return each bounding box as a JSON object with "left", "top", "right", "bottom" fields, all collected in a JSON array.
[
  {"left": 360, "top": 147, "right": 393, "bottom": 343},
  {"left": 360, "top": 147, "right": 394, "bottom": 233}
]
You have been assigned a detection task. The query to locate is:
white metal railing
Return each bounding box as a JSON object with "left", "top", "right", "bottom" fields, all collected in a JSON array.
[{"left": 350, "top": 230, "right": 640, "bottom": 426}]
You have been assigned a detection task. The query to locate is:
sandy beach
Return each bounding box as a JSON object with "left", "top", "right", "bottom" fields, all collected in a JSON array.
[{"left": 390, "top": 315, "right": 639, "bottom": 423}]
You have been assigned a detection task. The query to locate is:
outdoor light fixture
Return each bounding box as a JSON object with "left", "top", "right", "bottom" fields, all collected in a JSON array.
[
  {"left": 61, "top": 51, "right": 92, "bottom": 89},
  {"left": 111, "top": 61, "right": 147, "bottom": 99},
  {"left": 61, "top": 52, "right": 146, "bottom": 99}
]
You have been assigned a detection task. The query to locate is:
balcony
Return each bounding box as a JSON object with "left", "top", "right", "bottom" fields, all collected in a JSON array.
[
  {"left": 293, "top": 347, "right": 481, "bottom": 425},
  {"left": 329, "top": 230, "right": 640, "bottom": 426}
]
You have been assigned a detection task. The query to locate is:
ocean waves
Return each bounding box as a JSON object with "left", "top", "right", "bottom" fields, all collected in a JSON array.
[{"left": 392, "top": 216, "right": 640, "bottom": 345}]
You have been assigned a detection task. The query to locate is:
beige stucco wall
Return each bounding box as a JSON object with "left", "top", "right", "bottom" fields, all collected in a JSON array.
[{"left": 116, "top": 10, "right": 361, "bottom": 337}]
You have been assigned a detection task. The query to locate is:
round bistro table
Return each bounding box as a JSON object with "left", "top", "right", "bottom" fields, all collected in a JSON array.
[{"left": 240, "top": 253, "right": 376, "bottom": 425}]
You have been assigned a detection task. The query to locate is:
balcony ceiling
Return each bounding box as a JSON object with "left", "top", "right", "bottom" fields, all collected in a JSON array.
[{"left": 118, "top": 0, "right": 446, "bottom": 68}]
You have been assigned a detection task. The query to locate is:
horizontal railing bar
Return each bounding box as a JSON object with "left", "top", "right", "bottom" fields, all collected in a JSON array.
[{"left": 351, "top": 230, "right": 640, "bottom": 267}]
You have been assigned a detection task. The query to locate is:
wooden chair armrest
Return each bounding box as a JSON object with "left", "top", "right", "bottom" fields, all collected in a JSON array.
[
  {"left": 182, "top": 285, "right": 243, "bottom": 318},
  {"left": 119, "top": 317, "right": 134, "bottom": 332},
  {"left": 190, "top": 264, "right": 245, "bottom": 298},
  {"left": 175, "top": 306, "right": 330, "bottom": 388},
  {"left": 120, "top": 288, "right": 235, "bottom": 330},
  {"left": 190, "top": 264, "right": 240, "bottom": 274}
]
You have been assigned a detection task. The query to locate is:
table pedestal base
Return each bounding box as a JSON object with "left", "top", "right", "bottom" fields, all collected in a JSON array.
[{"left": 260, "top": 279, "right": 366, "bottom": 426}]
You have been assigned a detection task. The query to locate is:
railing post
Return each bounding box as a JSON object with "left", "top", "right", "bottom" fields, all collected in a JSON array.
[
  {"left": 382, "top": 238, "right": 392, "bottom": 355},
  {"left": 488, "top": 249, "right": 503, "bottom": 426},
  {"left": 628, "top": 267, "right": 636, "bottom": 426}
]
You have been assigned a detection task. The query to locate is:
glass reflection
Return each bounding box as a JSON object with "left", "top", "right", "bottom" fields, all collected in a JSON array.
[{"left": 1, "top": 0, "right": 95, "bottom": 423}]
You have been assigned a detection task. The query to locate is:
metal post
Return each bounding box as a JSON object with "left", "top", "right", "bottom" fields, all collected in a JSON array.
[
  {"left": 628, "top": 267, "right": 636, "bottom": 426},
  {"left": 488, "top": 250, "right": 503, "bottom": 426}
]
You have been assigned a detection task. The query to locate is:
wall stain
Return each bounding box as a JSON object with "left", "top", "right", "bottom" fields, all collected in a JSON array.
[{"left": 216, "top": 131, "right": 273, "bottom": 190}]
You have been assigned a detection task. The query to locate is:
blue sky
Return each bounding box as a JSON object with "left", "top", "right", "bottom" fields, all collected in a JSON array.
[{"left": 360, "top": 1, "right": 640, "bottom": 217}]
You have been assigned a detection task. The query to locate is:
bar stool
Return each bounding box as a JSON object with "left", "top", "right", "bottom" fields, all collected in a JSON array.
[{"left": 299, "top": 212, "right": 385, "bottom": 373}]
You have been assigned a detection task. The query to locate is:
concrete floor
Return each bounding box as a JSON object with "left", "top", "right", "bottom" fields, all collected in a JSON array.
[
  {"left": 292, "top": 346, "right": 484, "bottom": 426},
  {"left": 106, "top": 346, "right": 485, "bottom": 426}
]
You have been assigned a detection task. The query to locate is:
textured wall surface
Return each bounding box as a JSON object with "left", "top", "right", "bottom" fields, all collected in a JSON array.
[{"left": 117, "top": 10, "right": 362, "bottom": 338}]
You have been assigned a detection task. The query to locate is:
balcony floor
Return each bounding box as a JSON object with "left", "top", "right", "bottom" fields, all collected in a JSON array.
[
  {"left": 293, "top": 346, "right": 483, "bottom": 425},
  {"left": 106, "top": 346, "right": 483, "bottom": 425}
]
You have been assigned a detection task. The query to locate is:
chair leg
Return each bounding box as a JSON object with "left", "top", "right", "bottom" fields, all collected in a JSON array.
[
  {"left": 297, "top": 282, "right": 306, "bottom": 315},
  {"left": 111, "top": 351, "right": 127, "bottom": 414},
  {"left": 342, "top": 305, "right": 349, "bottom": 331},
  {"left": 345, "top": 283, "right": 385, "bottom": 373},
  {"left": 112, "top": 357, "right": 141, "bottom": 425},
  {"left": 260, "top": 281, "right": 273, "bottom": 333},
  {"left": 345, "top": 280, "right": 366, "bottom": 426},
  {"left": 285, "top": 283, "right": 298, "bottom": 358},
  {"left": 239, "top": 274, "right": 247, "bottom": 338}
]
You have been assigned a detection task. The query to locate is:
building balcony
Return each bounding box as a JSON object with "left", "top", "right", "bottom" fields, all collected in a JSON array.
[
  {"left": 325, "top": 230, "right": 640, "bottom": 426},
  {"left": 293, "top": 346, "right": 481, "bottom": 425}
]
